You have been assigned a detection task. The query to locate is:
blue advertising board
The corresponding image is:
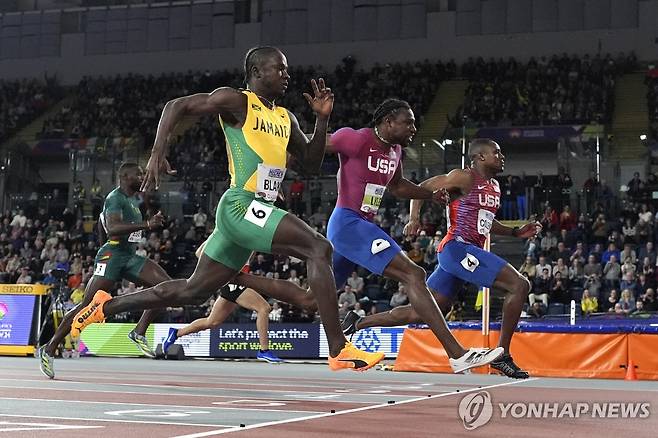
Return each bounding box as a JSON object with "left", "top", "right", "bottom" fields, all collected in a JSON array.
[{"left": 209, "top": 323, "right": 321, "bottom": 358}]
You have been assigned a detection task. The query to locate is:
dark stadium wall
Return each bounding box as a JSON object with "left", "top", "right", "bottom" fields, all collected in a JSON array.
[{"left": 0, "top": 0, "right": 656, "bottom": 83}]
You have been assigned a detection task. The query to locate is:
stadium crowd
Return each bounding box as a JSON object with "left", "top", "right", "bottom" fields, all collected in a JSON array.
[
  {"left": 459, "top": 52, "right": 637, "bottom": 126},
  {"left": 0, "top": 76, "right": 61, "bottom": 143}
]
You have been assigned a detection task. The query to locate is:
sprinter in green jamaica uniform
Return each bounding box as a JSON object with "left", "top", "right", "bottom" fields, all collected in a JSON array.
[{"left": 71, "top": 46, "right": 385, "bottom": 371}]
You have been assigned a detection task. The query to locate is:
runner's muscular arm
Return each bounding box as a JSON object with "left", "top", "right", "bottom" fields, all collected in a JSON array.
[
  {"left": 404, "top": 169, "right": 472, "bottom": 236},
  {"left": 287, "top": 112, "right": 329, "bottom": 174},
  {"left": 142, "top": 87, "right": 245, "bottom": 191},
  {"left": 152, "top": 87, "right": 245, "bottom": 156},
  {"left": 286, "top": 78, "right": 334, "bottom": 174},
  {"left": 387, "top": 162, "right": 434, "bottom": 200},
  {"left": 103, "top": 212, "right": 151, "bottom": 237},
  {"left": 492, "top": 218, "right": 542, "bottom": 239}
]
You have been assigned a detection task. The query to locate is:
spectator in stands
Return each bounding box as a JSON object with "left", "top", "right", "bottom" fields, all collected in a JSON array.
[
  {"left": 592, "top": 214, "right": 609, "bottom": 245},
  {"left": 16, "top": 266, "right": 32, "bottom": 284},
  {"left": 346, "top": 271, "right": 364, "bottom": 296},
  {"left": 10, "top": 209, "right": 27, "bottom": 228},
  {"left": 269, "top": 301, "right": 283, "bottom": 322},
  {"left": 581, "top": 289, "right": 598, "bottom": 315},
  {"left": 569, "top": 259, "right": 584, "bottom": 285},
  {"left": 627, "top": 172, "right": 644, "bottom": 202},
  {"left": 338, "top": 285, "right": 357, "bottom": 318},
  {"left": 530, "top": 268, "right": 551, "bottom": 307},
  {"left": 552, "top": 258, "right": 568, "bottom": 279},
  {"left": 551, "top": 271, "right": 568, "bottom": 304},
  {"left": 583, "top": 271, "right": 602, "bottom": 299},
  {"left": 620, "top": 243, "right": 637, "bottom": 265},
  {"left": 519, "top": 256, "right": 536, "bottom": 280},
  {"left": 604, "top": 289, "right": 619, "bottom": 312},
  {"left": 603, "top": 255, "right": 621, "bottom": 290},
  {"left": 540, "top": 230, "right": 557, "bottom": 257},
  {"left": 641, "top": 288, "right": 657, "bottom": 311},
  {"left": 524, "top": 235, "right": 539, "bottom": 259},
  {"left": 288, "top": 177, "right": 305, "bottom": 216},
  {"left": 500, "top": 175, "right": 516, "bottom": 220},
  {"left": 193, "top": 207, "right": 207, "bottom": 232},
  {"left": 559, "top": 206, "right": 576, "bottom": 232},
  {"left": 601, "top": 243, "right": 620, "bottom": 265},
  {"left": 618, "top": 289, "right": 636, "bottom": 314},
  {"left": 620, "top": 272, "right": 639, "bottom": 298},
  {"left": 641, "top": 257, "right": 655, "bottom": 280},
  {"left": 389, "top": 284, "right": 409, "bottom": 308}
]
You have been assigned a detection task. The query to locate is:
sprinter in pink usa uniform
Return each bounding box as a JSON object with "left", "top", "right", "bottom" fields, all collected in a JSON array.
[{"left": 330, "top": 99, "right": 503, "bottom": 373}]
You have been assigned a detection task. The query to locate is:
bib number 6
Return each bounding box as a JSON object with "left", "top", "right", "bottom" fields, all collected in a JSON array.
[{"left": 244, "top": 200, "right": 274, "bottom": 227}]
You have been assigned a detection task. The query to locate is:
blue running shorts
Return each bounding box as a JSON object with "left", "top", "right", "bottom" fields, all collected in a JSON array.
[
  {"left": 327, "top": 207, "right": 401, "bottom": 288},
  {"left": 427, "top": 238, "right": 507, "bottom": 299}
]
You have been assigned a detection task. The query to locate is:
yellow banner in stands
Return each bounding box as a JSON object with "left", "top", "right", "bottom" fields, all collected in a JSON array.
[{"left": 0, "top": 284, "right": 51, "bottom": 295}]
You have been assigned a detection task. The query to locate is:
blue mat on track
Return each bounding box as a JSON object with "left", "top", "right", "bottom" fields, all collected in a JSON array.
[{"left": 409, "top": 315, "right": 658, "bottom": 334}]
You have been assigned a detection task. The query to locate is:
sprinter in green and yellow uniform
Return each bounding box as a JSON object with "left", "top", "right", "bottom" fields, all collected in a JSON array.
[{"left": 72, "top": 46, "right": 384, "bottom": 371}]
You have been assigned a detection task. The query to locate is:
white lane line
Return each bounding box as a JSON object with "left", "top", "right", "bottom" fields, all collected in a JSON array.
[
  {"left": 0, "top": 372, "right": 458, "bottom": 391},
  {"left": 0, "top": 397, "right": 323, "bottom": 415},
  {"left": 170, "top": 378, "right": 538, "bottom": 438},
  {"left": 0, "top": 421, "right": 102, "bottom": 432},
  {"left": 0, "top": 414, "right": 228, "bottom": 428},
  {"left": 0, "top": 380, "right": 434, "bottom": 403}
]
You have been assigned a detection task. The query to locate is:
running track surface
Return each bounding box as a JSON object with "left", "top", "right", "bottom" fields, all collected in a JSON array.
[{"left": 0, "top": 356, "right": 657, "bottom": 437}]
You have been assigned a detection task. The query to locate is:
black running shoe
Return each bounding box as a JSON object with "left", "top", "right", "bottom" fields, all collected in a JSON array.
[
  {"left": 341, "top": 311, "right": 362, "bottom": 338},
  {"left": 491, "top": 353, "right": 529, "bottom": 379}
]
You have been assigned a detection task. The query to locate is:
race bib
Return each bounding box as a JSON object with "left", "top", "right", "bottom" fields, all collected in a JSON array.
[
  {"left": 128, "top": 230, "right": 142, "bottom": 243},
  {"left": 360, "top": 183, "right": 386, "bottom": 214},
  {"left": 477, "top": 209, "right": 494, "bottom": 235},
  {"left": 460, "top": 253, "right": 480, "bottom": 272},
  {"left": 94, "top": 263, "right": 107, "bottom": 276},
  {"left": 256, "top": 164, "right": 286, "bottom": 202},
  {"left": 244, "top": 199, "right": 274, "bottom": 228}
]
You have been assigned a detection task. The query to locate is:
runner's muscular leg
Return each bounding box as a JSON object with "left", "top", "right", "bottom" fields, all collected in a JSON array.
[
  {"left": 236, "top": 289, "right": 272, "bottom": 351},
  {"left": 382, "top": 252, "right": 466, "bottom": 358},
  {"left": 44, "top": 275, "right": 115, "bottom": 356},
  {"left": 233, "top": 273, "right": 317, "bottom": 312},
  {"left": 177, "top": 296, "right": 237, "bottom": 337},
  {"left": 357, "top": 289, "right": 452, "bottom": 329},
  {"left": 132, "top": 258, "right": 172, "bottom": 336},
  {"left": 492, "top": 264, "right": 530, "bottom": 353},
  {"left": 270, "top": 213, "right": 346, "bottom": 357},
  {"left": 102, "top": 255, "right": 238, "bottom": 316}
]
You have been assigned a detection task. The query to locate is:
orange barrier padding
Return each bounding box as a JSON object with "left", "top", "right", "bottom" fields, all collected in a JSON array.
[
  {"left": 628, "top": 334, "right": 658, "bottom": 380},
  {"left": 394, "top": 329, "right": 489, "bottom": 373},
  {"left": 490, "top": 331, "right": 628, "bottom": 379},
  {"left": 395, "top": 329, "right": 632, "bottom": 379}
]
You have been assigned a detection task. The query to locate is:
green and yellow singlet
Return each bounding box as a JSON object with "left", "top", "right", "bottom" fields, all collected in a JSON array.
[{"left": 219, "top": 90, "right": 291, "bottom": 202}]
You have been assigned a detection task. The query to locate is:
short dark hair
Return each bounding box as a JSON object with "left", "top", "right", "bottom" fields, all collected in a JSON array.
[
  {"left": 371, "top": 98, "right": 411, "bottom": 127},
  {"left": 118, "top": 162, "right": 139, "bottom": 176},
  {"left": 467, "top": 138, "right": 496, "bottom": 162},
  {"left": 243, "top": 46, "right": 281, "bottom": 84}
]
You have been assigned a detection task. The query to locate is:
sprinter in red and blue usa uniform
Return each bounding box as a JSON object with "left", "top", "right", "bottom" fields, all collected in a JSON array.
[{"left": 343, "top": 138, "right": 541, "bottom": 378}]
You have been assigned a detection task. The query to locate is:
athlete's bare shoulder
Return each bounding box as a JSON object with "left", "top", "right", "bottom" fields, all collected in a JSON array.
[{"left": 172, "top": 86, "right": 246, "bottom": 125}]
